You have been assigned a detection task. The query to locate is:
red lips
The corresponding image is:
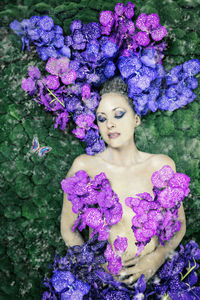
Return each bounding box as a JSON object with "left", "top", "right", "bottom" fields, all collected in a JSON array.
[{"left": 108, "top": 132, "right": 120, "bottom": 139}]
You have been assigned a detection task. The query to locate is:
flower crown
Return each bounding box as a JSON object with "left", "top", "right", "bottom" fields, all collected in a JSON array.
[{"left": 10, "top": 2, "right": 200, "bottom": 155}]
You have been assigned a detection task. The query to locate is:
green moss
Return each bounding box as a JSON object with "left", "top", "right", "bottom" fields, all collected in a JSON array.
[
  {"left": 22, "top": 202, "right": 38, "bottom": 219},
  {"left": 4, "top": 205, "right": 21, "bottom": 219},
  {"left": 32, "top": 164, "right": 52, "bottom": 185},
  {"left": 1, "top": 0, "right": 200, "bottom": 298},
  {"left": 156, "top": 116, "right": 175, "bottom": 136},
  {"left": 15, "top": 174, "right": 33, "bottom": 198}
]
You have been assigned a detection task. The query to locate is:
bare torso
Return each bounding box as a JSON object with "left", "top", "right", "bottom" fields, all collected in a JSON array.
[{"left": 81, "top": 150, "right": 161, "bottom": 266}]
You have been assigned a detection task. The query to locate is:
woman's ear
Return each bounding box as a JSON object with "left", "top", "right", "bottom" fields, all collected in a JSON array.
[{"left": 135, "top": 114, "right": 141, "bottom": 127}]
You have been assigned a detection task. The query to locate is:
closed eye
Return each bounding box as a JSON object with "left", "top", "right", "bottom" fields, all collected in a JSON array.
[
  {"left": 115, "top": 111, "right": 125, "bottom": 119},
  {"left": 97, "top": 115, "right": 106, "bottom": 122}
]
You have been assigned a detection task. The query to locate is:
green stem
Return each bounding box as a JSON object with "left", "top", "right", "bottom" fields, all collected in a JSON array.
[
  {"left": 180, "top": 257, "right": 196, "bottom": 281},
  {"left": 46, "top": 87, "right": 65, "bottom": 108}
]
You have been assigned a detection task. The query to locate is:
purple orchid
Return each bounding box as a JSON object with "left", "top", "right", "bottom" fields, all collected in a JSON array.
[{"left": 136, "top": 13, "right": 167, "bottom": 45}]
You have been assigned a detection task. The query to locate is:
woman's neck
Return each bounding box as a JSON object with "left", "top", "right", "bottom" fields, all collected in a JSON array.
[{"left": 103, "top": 140, "right": 141, "bottom": 167}]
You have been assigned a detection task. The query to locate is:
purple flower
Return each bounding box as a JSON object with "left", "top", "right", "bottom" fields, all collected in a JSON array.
[
  {"left": 46, "top": 57, "right": 70, "bottom": 75},
  {"left": 28, "top": 66, "right": 41, "bottom": 79},
  {"left": 183, "top": 59, "right": 200, "bottom": 76},
  {"left": 51, "top": 271, "right": 75, "bottom": 293},
  {"left": 99, "top": 11, "right": 115, "bottom": 27},
  {"left": 44, "top": 75, "right": 60, "bottom": 90},
  {"left": 101, "top": 41, "right": 118, "bottom": 58},
  {"left": 136, "top": 13, "right": 167, "bottom": 44},
  {"left": 113, "top": 236, "right": 128, "bottom": 253},
  {"left": 151, "top": 165, "right": 175, "bottom": 188},
  {"left": 75, "top": 113, "right": 95, "bottom": 129},
  {"left": 81, "top": 84, "right": 91, "bottom": 99},
  {"left": 39, "top": 16, "right": 54, "bottom": 31},
  {"left": 83, "top": 208, "right": 104, "bottom": 229},
  {"left": 61, "top": 69, "right": 77, "bottom": 85},
  {"left": 54, "top": 112, "right": 70, "bottom": 130},
  {"left": 21, "top": 77, "right": 36, "bottom": 93},
  {"left": 72, "top": 127, "right": 86, "bottom": 139}
]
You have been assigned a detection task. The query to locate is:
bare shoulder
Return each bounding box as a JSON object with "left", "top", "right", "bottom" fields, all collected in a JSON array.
[
  {"left": 67, "top": 154, "right": 96, "bottom": 177},
  {"left": 150, "top": 153, "right": 176, "bottom": 172}
]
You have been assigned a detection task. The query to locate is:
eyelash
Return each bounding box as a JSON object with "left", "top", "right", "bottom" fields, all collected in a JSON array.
[{"left": 97, "top": 112, "right": 125, "bottom": 123}]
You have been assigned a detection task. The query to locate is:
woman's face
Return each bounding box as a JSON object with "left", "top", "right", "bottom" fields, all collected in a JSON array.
[{"left": 96, "top": 92, "right": 140, "bottom": 148}]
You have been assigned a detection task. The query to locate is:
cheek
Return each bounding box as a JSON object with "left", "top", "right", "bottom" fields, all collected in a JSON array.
[{"left": 97, "top": 123, "right": 106, "bottom": 136}]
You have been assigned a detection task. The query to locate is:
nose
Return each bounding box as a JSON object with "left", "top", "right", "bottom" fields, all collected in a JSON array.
[{"left": 106, "top": 118, "right": 116, "bottom": 129}]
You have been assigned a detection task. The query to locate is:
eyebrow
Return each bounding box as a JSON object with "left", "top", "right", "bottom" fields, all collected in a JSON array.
[{"left": 96, "top": 107, "right": 125, "bottom": 115}]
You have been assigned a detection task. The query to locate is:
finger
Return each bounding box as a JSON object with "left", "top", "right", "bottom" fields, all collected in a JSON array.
[
  {"left": 120, "top": 273, "right": 141, "bottom": 286},
  {"left": 122, "top": 256, "right": 140, "bottom": 267},
  {"left": 119, "top": 266, "right": 141, "bottom": 277}
]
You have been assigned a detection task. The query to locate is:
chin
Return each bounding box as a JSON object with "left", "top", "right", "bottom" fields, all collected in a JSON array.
[{"left": 106, "top": 138, "right": 128, "bottom": 148}]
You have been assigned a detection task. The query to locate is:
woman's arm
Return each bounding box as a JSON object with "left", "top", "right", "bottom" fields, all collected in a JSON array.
[{"left": 60, "top": 154, "right": 88, "bottom": 247}]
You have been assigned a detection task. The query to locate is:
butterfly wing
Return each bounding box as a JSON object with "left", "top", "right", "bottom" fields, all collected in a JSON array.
[
  {"left": 31, "top": 136, "right": 40, "bottom": 153},
  {"left": 38, "top": 146, "right": 52, "bottom": 157}
]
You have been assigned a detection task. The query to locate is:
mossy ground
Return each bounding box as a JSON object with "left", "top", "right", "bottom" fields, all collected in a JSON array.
[{"left": 0, "top": 0, "right": 200, "bottom": 298}]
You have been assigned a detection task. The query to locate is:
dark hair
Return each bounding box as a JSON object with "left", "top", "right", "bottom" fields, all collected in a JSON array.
[{"left": 99, "top": 76, "right": 135, "bottom": 112}]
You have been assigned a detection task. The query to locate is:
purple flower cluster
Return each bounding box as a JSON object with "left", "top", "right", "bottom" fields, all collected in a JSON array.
[
  {"left": 118, "top": 52, "right": 200, "bottom": 115},
  {"left": 10, "top": 3, "right": 200, "bottom": 154},
  {"left": 99, "top": 2, "right": 167, "bottom": 58},
  {"left": 61, "top": 170, "right": 128, "bottom": 275},
  {"left": 42, "top": 234, "right": 152, "bottom": 299},
  {"left": 21, "top": 58, "right": 105, "bottom": 155},
  {"left": 125, "top": 165, "right": 190, "bottom": 256},
  {"left": 158, "top": 59, "right": 200, "bottom": 112},
  {"left": 10, "top": 16, "right": 70, "bottom": 60},
  {"left": 104, "top": 237, "right": 128, "bottom": 275},
  {"left": 153, "top": 240, "right": 200, "bottom": 299},
  {"left": 42, "top": 233, "right": 200, "bottom": 299}
]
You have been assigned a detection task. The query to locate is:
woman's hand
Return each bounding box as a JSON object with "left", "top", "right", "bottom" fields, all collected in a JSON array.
[{"left": 116, "top": 250, "right": 164, "bottom": 286}]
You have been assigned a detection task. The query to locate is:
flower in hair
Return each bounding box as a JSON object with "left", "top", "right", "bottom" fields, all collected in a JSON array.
[{"left": 10, "top": 2, "right": 200, "bottom": 154}]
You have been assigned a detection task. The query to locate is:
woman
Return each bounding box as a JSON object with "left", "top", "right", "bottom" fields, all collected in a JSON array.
[{"left": 60, "top": 76, "right": 186, "bottom": 286}]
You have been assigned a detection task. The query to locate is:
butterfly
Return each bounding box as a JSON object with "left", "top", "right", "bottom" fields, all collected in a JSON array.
[{"left": 30, "top": 136, "right": 52, "bottom": 157}]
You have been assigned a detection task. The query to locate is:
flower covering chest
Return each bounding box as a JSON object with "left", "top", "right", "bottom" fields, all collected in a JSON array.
[{"left": 61, "top": 165, "right": 190, "bottom": 275}]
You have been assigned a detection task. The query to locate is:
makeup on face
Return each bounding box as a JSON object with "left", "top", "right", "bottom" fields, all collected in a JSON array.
[{"left": 96, "top": 93, "right": 137, "bottom": 147}]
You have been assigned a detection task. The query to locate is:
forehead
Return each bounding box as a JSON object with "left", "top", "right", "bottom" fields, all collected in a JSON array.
[{"left": 97, "top": 92, "right": 130, "bottom": 113}]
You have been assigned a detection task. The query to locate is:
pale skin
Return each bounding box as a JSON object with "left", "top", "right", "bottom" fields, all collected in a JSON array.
[{"left": 61, "top": 92, "right": 186, "bottom": 286}]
